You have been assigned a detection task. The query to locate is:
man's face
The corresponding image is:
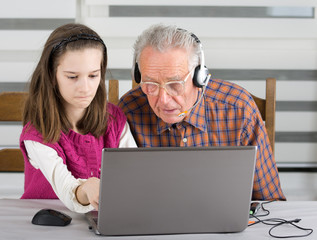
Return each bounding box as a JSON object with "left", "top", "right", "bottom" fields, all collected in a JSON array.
[{"left": 138, "top": 46, "right": 198, "bottom": 124}]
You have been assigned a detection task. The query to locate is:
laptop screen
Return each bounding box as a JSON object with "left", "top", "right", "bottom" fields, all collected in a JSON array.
[{"left": 89, "top": 146, "right": 256, "bottom": 236}]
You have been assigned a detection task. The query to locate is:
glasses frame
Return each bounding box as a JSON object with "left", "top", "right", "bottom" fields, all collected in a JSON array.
[{"left": 140, "top": 69, "right": 194, "bottom": 96}]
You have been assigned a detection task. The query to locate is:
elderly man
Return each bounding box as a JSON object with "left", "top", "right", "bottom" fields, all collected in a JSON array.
[{"left": 118, "top": 24, "right": 285, "bottom": 201}]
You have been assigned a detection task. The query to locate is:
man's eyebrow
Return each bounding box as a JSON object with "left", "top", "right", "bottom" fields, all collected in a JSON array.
[
  {"left": 143, "top": 73, "right": 183, "bottom": 80},
  {"left": 142, "top": 76, "right": 157, "bottom": 82},
  {"left": 166, "top": 76, "right": 181, "bottom": 81}
]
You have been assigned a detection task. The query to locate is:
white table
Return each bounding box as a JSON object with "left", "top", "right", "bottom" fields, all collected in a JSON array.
[{"left": 1, "top": 199, "right": 316, "bottom": 239}]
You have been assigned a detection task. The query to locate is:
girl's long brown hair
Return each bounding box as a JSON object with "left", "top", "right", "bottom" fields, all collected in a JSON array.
[{"left": 23, "top": 23, "right": 108, "bottom": 143}]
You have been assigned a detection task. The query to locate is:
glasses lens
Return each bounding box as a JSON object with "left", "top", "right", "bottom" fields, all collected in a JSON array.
[
  {"left": 141, "top": 82, "right": 159, "bottom": 96},
  {"left": 165, "top": 82, "right": 184, "bottom": 96}
]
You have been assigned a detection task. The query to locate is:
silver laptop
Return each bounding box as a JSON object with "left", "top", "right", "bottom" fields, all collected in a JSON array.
[{"left": 86, "top": 146, "right": 257, "bottom": 236}]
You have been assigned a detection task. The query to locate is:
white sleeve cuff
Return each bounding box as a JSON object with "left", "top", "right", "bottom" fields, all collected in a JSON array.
[{"left": 66, "top": 178, "right": 95, "bottom": 213}]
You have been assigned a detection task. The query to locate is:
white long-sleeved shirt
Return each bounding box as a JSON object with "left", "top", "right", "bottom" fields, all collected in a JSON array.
[{"left": 24, "top": 121, "right": 137, "bottom": 213}]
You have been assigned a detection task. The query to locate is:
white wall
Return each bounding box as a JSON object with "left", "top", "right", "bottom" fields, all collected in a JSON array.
[{"left": 1, "top": 0, "right": 317, "bottom": 200}]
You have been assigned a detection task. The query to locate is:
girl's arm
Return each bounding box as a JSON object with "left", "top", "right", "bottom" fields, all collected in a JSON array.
[{"left": 24, "top": 140, "right": 95, "bottom": 213}]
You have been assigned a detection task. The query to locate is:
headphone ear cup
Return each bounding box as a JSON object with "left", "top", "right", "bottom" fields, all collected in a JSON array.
[
  {"left": 134, "top": 62, "right": 141, "bottom": 83},
  {"left": 193, "top": 65, "right": 210, "bottom": 88},
  {"left": 193, "top": 65, "right": 204, "bottom": 88}
]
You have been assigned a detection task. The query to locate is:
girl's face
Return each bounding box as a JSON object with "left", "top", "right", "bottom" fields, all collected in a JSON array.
[{"left": 56, "top": 48, "right": 103, "bottom": 117}]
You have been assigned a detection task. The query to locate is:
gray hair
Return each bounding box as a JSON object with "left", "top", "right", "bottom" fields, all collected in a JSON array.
[{"left": 132, "top": 24, "right": 201, "bottom": 79}]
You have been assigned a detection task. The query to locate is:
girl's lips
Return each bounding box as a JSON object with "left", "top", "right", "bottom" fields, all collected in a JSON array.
[{"left": 76, "top": 96, "right": 90, "bottom": 99}]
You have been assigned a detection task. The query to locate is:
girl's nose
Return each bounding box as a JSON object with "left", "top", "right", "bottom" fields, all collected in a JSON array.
[{"left": 78, "top": 77, "right": 89, "bottom": 92}]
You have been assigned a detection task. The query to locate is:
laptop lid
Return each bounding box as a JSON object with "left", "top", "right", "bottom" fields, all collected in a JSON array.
[{"left": 87, "top": 146, "right": 256, "bottom": 236}]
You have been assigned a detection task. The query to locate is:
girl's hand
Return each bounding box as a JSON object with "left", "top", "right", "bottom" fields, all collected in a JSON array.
[{"left": 75, "top": 177, "right": 100, "bottom": 210}]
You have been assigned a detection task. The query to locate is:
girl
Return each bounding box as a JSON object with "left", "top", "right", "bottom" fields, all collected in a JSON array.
[{"left": 19, "top": 23, "right": 136, "bottom": 213}]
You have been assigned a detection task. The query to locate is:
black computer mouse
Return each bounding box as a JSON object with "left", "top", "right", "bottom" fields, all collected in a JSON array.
[{"left": 31, "top": 208, "right": 72, "bottom": 226}]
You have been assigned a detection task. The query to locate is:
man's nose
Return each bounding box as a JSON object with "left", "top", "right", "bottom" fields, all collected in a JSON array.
[{"left": 157, "top": 87, "right": 171, "bottom": 104}]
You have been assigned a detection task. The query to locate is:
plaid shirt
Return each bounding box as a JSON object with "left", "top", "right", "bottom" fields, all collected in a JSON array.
[{"left": 119, "top": 78, "right": 285, "bottom": 201}]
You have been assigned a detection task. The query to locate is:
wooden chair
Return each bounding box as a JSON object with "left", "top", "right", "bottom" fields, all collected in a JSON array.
[
  {"left": 250, "top": 78, "right": 276, "bottom": 154},
  {"left": 108, "top": 79, "right": 120, "bottom": 105},
  {"left": 0, "top": 92, "right": 27, "bottom": 172}
]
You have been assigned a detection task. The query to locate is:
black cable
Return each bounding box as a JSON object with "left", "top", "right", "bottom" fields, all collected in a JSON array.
[
  {"left": 249, "top": 199, "right": 274, "bottom": 219},
  {"left": 268, "top": 218, "right": 313, "bottom": 238},
  {"left": 248, "top": 200, "right": 313, "bottom": 238}
]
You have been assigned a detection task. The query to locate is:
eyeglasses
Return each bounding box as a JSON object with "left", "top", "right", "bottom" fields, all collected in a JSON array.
[{"left": 140, "top": 69, "right": 193, "bottom": 96}]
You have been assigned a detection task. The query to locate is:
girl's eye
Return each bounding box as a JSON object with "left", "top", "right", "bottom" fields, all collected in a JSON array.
[
  {"left": 89, "top": 74, "right": 99, "bottom": 78},
  {"left": 67, "top": 76, "right": 78, "bottom": 80}
]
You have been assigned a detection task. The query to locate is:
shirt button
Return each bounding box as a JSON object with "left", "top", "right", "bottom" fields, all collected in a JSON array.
[{"left": 183, "top": 138, "right": 187, "bottom": 143}]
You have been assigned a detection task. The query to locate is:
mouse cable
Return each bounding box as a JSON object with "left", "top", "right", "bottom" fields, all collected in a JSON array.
[
  {"left": 249, "top": 199, "right": 275, "bottom": 219},
  {"left": 248, "top": 200, "right": 313, "bottom": 238}
]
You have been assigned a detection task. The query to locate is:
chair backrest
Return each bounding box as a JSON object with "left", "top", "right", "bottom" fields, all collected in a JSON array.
[
  {"left": 108, "top": 79, "right": 119, "bottom": 105},
  {"left": 250, "top": 78, "right": 276, "bottom": 154},
  {"left": 0, "top": 92, "right": 27, "bottom": 172},
  {"left": 107, "top": 78, "right": 276, "bottom": 154}
]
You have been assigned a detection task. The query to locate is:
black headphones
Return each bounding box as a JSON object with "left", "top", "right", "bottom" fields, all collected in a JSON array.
[{"left": 133, "top": 29, "right": 210, "bottom": 88}]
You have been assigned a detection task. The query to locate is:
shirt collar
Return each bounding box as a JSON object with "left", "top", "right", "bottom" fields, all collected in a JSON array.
[{"left": 156, "top": 89, "right": 207, "bottom": 134}]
